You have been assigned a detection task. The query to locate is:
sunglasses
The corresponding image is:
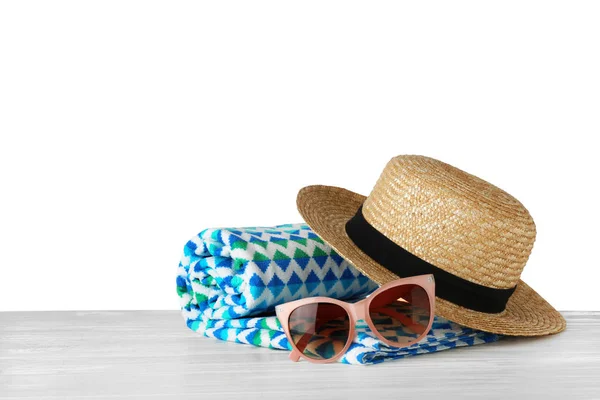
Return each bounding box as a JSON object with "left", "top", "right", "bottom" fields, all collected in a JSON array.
[{"left": 275, "top": 274, "right": 435, "bottom": 363}]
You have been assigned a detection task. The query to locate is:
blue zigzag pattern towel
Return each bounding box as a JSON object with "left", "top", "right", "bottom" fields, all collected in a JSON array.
[{"left": 177, "top": 223, "right": 499, "bottom": 365}]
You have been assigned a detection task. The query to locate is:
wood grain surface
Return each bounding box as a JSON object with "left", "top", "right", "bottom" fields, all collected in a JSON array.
[{"left": 1, "top": 311, "right": 598, "bottom": 399}]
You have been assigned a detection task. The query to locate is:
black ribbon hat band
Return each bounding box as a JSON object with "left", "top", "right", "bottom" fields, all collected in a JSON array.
[{"left": 345, "top": 205, "right": 516, "bottom": 314}]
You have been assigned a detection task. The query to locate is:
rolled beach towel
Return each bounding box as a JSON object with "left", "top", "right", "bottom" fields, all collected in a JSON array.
[{"left": 176, "top": 223, "right": 499, "bottom": 365}]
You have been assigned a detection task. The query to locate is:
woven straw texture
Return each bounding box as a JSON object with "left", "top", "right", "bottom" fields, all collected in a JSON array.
[{"left": 297, "top": 155, "right": 566, "bottom": 336}]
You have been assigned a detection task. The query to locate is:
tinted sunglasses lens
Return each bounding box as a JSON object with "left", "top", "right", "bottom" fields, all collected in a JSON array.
[
  {"left": 368, "top": 284, "right": 431, "bottom": 346},
  {"left": 288, "top": 302, "right": 350, "bottom": 361}
]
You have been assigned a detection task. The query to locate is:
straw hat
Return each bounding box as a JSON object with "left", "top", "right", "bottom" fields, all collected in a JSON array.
[{"left": 297, "top": 155, "right": 566, "bottom": 336}]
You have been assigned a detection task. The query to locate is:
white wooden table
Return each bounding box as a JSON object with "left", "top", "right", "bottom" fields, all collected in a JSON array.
[{"left": 1, "top": 311, "right": 598, "bottom": 399}]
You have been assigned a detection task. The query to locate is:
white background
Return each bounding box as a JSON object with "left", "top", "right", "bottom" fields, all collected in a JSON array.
[{"left": 1, "top": 1, "right": 598, "bottom": 312}]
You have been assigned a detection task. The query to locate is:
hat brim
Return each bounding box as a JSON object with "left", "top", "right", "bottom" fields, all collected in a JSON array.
[{"left": 297, "top": 185, "right": 566, "bottom": 336}]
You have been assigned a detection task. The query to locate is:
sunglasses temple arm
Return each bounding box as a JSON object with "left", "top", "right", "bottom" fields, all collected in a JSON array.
[
  {"left": 290, "top": 307, "right": 349, "bottom": 353},
  {"left": 294, "top": 332, "right": 312, "bottom": 353},
  {"left": 371, "top": 307, "right": 428, "bottom": 334}
]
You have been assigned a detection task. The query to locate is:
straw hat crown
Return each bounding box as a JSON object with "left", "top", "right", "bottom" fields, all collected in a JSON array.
[{"left": 362, "top": 155, "right": 536, "bottom": 290}]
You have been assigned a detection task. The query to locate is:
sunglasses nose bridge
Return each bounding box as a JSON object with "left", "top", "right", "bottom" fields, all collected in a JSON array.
[{"left": 349, "top": 302, "right": 367, "bottom": 322}]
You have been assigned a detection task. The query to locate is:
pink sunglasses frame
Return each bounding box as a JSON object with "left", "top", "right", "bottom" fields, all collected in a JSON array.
[{"left": 275, "top": 274, "right": 436, "bottom": 363}]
